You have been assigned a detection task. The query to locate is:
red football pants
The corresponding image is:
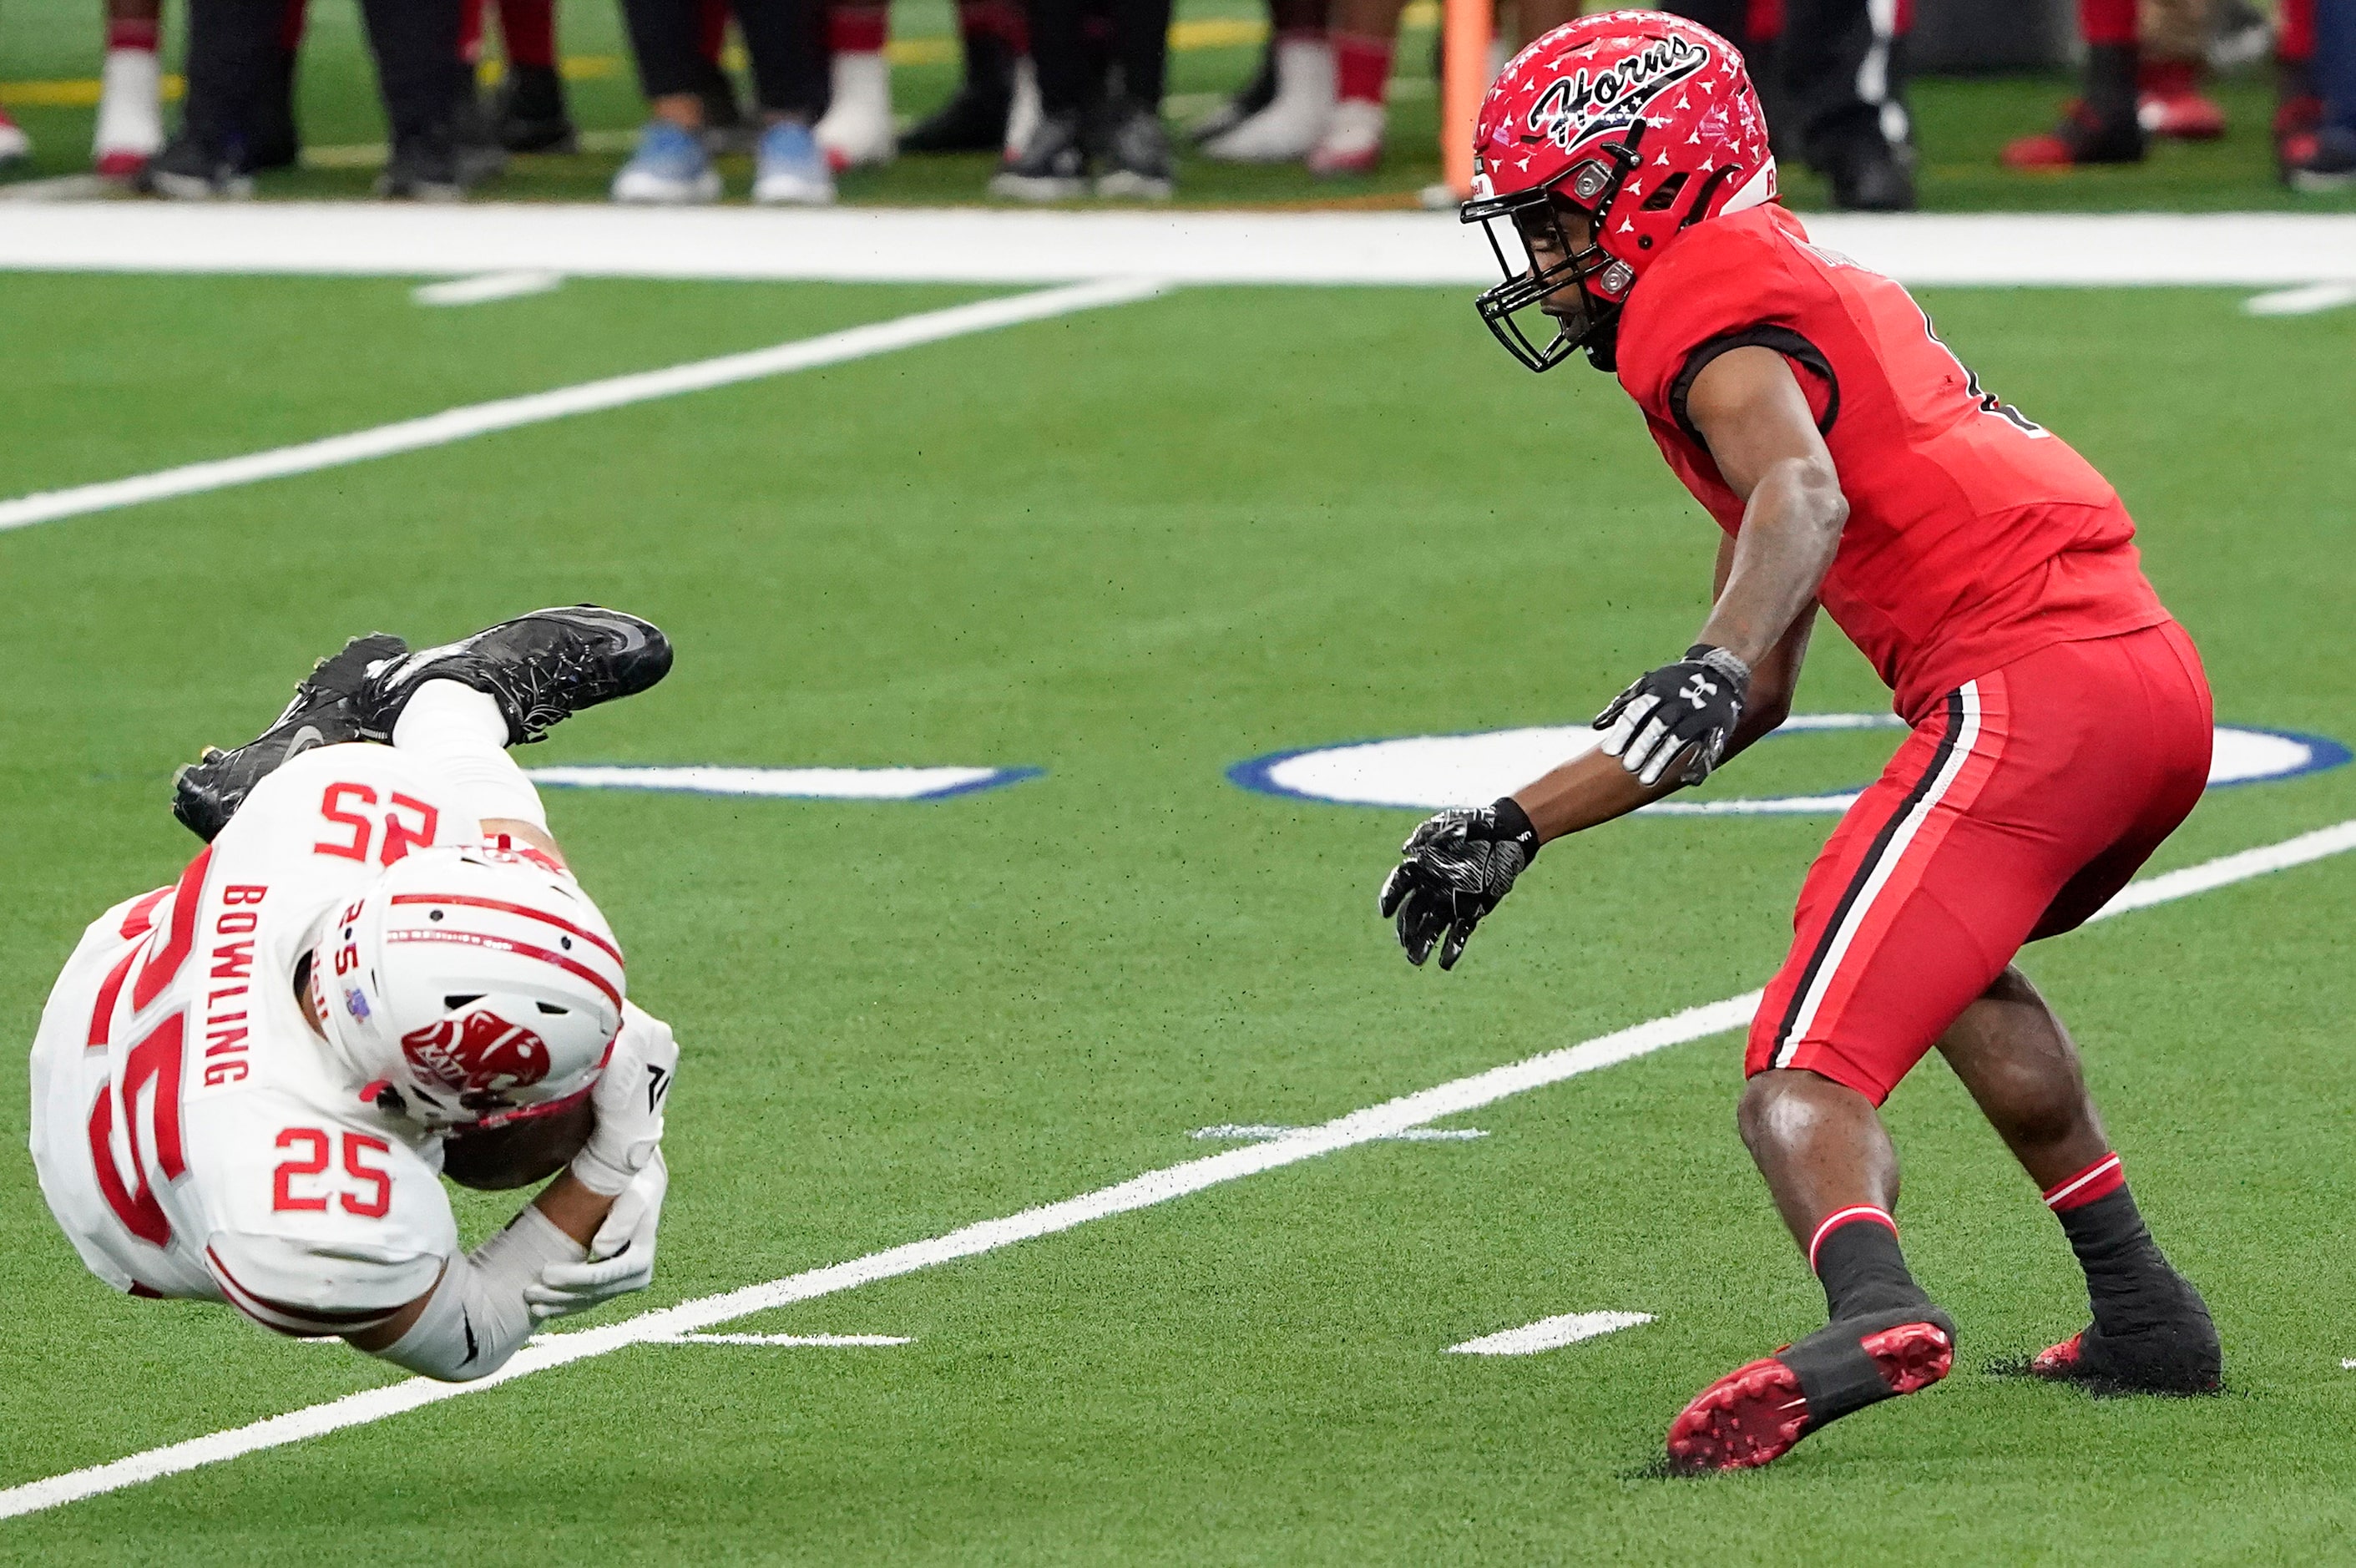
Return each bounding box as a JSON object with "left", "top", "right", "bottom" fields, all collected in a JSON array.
[{"left": 1747, "top": 622, "right": 2212, "bottom": 1105}]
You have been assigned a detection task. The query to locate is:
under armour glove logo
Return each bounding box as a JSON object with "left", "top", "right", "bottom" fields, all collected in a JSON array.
[
  {"left": 1596, "top": 644, "right": 1751, "bottom": 788},
  {"left": 1378, "top": 797, "right": 1541, "bottom": 970}
]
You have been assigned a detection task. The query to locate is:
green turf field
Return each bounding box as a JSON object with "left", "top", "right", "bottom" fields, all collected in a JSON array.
[
  {"left": 4, "top": 0, "right": 2353, "bottom": 211},
  {"left": 2, "top": 270, "right": 2354, "bottom": 1564}
]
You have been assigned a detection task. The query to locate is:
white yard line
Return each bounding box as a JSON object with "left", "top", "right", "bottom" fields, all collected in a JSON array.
[
  {"left": 2242, "top": 281, "right": 2356, "bottom": 316},
  {"left": 1447, "top": 1312, "right": 1656, "bottom": 1355},
  {"left": 2, "top": 205, "right": 2353, "bottom": 287},
  {"left": 1191, "top": 1123, "right": 1487, "bottom": 1141},
  {"left": 2082, "top": 819, "right": 2356, "bottom": 923},
  {"left": 412, "top": 270, "right": 565, "bottom": 306},
  {"left": 667, "top": 1333, "right": 910, "bottom": 1347},
  {"left": 1, "top": 817, "right": 2348, "bottom": 1522},
  {"left": 0, "top": 277, "right": 1168, "bottom": 536}
]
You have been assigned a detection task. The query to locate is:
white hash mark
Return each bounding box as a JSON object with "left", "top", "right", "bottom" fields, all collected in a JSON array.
[
  {"left": 1447, "top": 1312, "right": 1656, "bottom": 1356},
  {"left": 1190, "top": 1123, "right": 1486, "bottom": 1142}
]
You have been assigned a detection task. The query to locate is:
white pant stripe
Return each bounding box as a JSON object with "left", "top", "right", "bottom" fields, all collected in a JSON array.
[{"left": 1773, "top": 681, "right": 1984, "bottom": 1067}]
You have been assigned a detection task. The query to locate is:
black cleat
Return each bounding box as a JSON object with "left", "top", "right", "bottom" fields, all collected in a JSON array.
[
  {"left": 494, "top": 63, "right": 578, "bottom": 154},
  {"left": 360, "top": 605, "right": 672, "bottom": 746},
  {"left": 171, "top": 633, "right": 408, "bottom": 842},
  {"left": 2027, "top": 1275, "right": 2222, "bottom": 1394},
  {"left": 902, "top": 81, "right": 1013, "bottom": 154}
]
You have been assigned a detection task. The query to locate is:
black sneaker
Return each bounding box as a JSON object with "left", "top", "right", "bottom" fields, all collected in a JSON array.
[
  {"left": 140, "top": 134, "right": 255, "bottom": 200},
  {"left": 1188, "top": 40, "right": 1275, "bottom": 144},
  {"left": 1091, "top": 99, "right": 1174, "bottom": 200},
  {"left": 494, "top": 63, "right": 578, "bottom": 154},
  {"left": 448, "top": 92, "right": 510, "bottom": 186},
  {"left": 171, "top": 633, "right": 408, "bottom": 842},
  {"left": 2289, "top": 124, "right": 2356, "bottom": 192},
  {"left": 989, "top": 111, "right": 1089, "bottom": 200},
  {"left": 903, "top": 81, "right": 1014, "bottom": 154},
  {"left": 360, "top": 606, "right": 672, "bottom": 746},
  {"left": 1823, "top": 124, "right": 1916, "bottom": 211},
  {"left": 375, "top": 134, "right": 473, "bottom": 200}
]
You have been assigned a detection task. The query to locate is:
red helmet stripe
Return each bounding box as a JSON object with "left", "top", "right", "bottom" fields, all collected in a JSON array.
[
  {"left": 383, "top": 927, "right": 624, "bottom": 1010},
  {"left": 387, "top": 892, "right": 624, "bottom": 965}
]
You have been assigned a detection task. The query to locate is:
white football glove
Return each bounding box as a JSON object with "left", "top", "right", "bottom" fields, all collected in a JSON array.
[
  {"left": 526, "top": 1149, "right": 666, "bottom": 1321},
  {"left": 568, "top": 1002, "right": 677, "bottom": 1197}
]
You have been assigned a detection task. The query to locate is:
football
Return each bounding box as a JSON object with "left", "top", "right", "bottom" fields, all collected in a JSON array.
[{"left": 441, "top": 1095, "right": 595, "bottom": 1191}]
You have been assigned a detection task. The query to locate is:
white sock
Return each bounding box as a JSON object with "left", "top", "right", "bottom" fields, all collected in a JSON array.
[
  {"left": 95, "top": 48, "right": 164, "bottom": 158},
  {"left": 391, "top": 680, "right": 549, "bottom": 832}
]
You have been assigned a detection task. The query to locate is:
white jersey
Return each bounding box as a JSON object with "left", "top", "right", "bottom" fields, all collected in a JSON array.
[{"left": 28, "top": 744, "right": 478, "bottom": 1336}]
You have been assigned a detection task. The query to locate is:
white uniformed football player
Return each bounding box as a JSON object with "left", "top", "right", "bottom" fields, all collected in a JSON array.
[{"left": 28, "top": 607, "right": 680, "bottom": 1381}]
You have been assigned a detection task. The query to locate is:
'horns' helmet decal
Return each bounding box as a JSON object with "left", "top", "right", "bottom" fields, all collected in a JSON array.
[{"left": 1461, "top": 12, "right": 1778, "bottom": 372}]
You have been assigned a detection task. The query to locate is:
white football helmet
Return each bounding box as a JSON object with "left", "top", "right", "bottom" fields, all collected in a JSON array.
[{"left": 307, "top": 844, "right": 625, "bottom": 1127}]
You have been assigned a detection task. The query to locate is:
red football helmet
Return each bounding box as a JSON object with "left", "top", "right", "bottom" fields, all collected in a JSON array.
[{"left": 1464, "top": 11, "right": 1777, "bottom": 372}]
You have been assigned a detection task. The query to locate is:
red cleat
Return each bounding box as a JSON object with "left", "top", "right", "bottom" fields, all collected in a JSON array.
[
  {"left": 2002, "top": 102, "right": 2146, "bottom": 169},
  {"left": 2137, "top": 62, "right": 2227, "bottom": 139},
  {"left": 1666, "top": 1317, "right": 1954, "bottom": 1474},
  {"left": 2029, "top": 1330, "right": 2086, "bottom": 1378}
]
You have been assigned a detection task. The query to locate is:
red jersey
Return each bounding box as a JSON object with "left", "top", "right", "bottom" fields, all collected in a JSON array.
[{"left": 1613, "top": 204, "right": 2171, "bottom": 721}]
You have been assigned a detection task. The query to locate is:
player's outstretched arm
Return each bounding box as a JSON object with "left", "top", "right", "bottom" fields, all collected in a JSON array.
[
  {"left": 1378, "top": 355, "right": 1836, "bottom": 970},
  {"left": 344, "top": 1009, "right": 678, "bottom": 1381}
]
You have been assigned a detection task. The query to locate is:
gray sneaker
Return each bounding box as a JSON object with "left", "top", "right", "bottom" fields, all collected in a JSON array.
[
  {"left": 1092, "top": 99, "right": 1174, "bottom": 200},
  {"left": 990, "top": 111, "right": 1089, "bottom": 200}
]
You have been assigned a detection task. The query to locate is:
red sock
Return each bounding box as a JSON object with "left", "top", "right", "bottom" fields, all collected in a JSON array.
[
  {"left": 2079, "top": 0, "right": 2136, "bottom": 48},
  {"left": 458, "top": 0, "right": 485, "bottom": 65},
  {"left": 499, "top": 0, "right": 559, "bottom": 71},
  {"left": 829, "top": 3, "right": 890, "bottom": 54},
  {"left": 106, "top": 17, "right": 160, "bottom": 53},
  {"left": 1332, "top": 32, "right": 1393, "bottom": 105},
  {"left": 959, "top": 0, "right": 1029, "bottom": 57},
  {"left": 698, "top": 0, "right": 730, "bottom": 64},
  {"left": 2042, "top": 1152, "right": 2127, "bottom": 1211},
  {"left": 2278, "top": 0, "right": 2315, "bottom": 62},
  {"left": 280, "top": 0, "right": 310, "bottom": 53},
  {"left": 1744, "top": 0, "right": 1783, "bottom": 42}
]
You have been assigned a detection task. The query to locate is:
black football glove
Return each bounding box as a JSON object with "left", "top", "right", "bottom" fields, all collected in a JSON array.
[
  {"left": 1378, "top": 797, "right": 1541, "bottom": 970},
  {"left": 1594, "top": 644, "right": 1752, "bottom": 788}
]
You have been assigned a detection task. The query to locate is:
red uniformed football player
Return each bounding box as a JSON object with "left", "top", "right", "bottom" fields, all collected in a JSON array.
[{"left": 1376, "top": 11, "right": 2222, "bottom": 1472}]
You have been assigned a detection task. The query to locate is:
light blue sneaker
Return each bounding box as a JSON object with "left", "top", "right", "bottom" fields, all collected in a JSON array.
[
  {"left": 610, "top": 120, "right": 720, "bottom": 205},
  {"left": 752, "top": 119, "right": 836, "bottom": 205}
]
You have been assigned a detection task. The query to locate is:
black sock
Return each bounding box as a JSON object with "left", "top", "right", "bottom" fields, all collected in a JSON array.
[
  {"left": 1813, "top": 1213, "right": 1934, "bottom": 1321},
  {"left": 2086, "top": 41, "right": 2140, "bottom": 126},
  {"left": 2055, "top": 1185, "right": 2180, "bottom": 1332}
]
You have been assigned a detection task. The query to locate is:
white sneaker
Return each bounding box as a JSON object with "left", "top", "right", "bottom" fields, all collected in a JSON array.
[
  {"left": 93, "top": 47, "right": 164, "bottom": 177},
  {"left": 0, "top": 109, "right": 31, "bottom": 170},
  {"left": 1201, "top": 37, "right": 1332, "bottom": 163},
  {"left": 1002, "top": 57, "right": 1042, "bottom": 163},
  {"left": 813, "top": 52, "right": 895, "bottom": 170},
  {"left": 753, "top": 120, "right": 837, "bottom": 204},
  {"left": 610, "top": 120, "right": 721, "bottom": 204},
  {"left": 1306, "top": 99, "right": 1385, "bottom": 176}
]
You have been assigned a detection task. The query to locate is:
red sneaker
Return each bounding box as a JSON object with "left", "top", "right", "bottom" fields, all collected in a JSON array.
[
  {"left": 2276, "top": 95, "right": 2325, "bottom": 183},
  {"left": 2137, "top": 61, "right": 2227, "bottom": 139},
  {"left": 1666, "top": 1313, "right": 1954, "bottom": 1474},
  {"left": 0, "top": 107, "right": 30, "bottom": 170}
]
